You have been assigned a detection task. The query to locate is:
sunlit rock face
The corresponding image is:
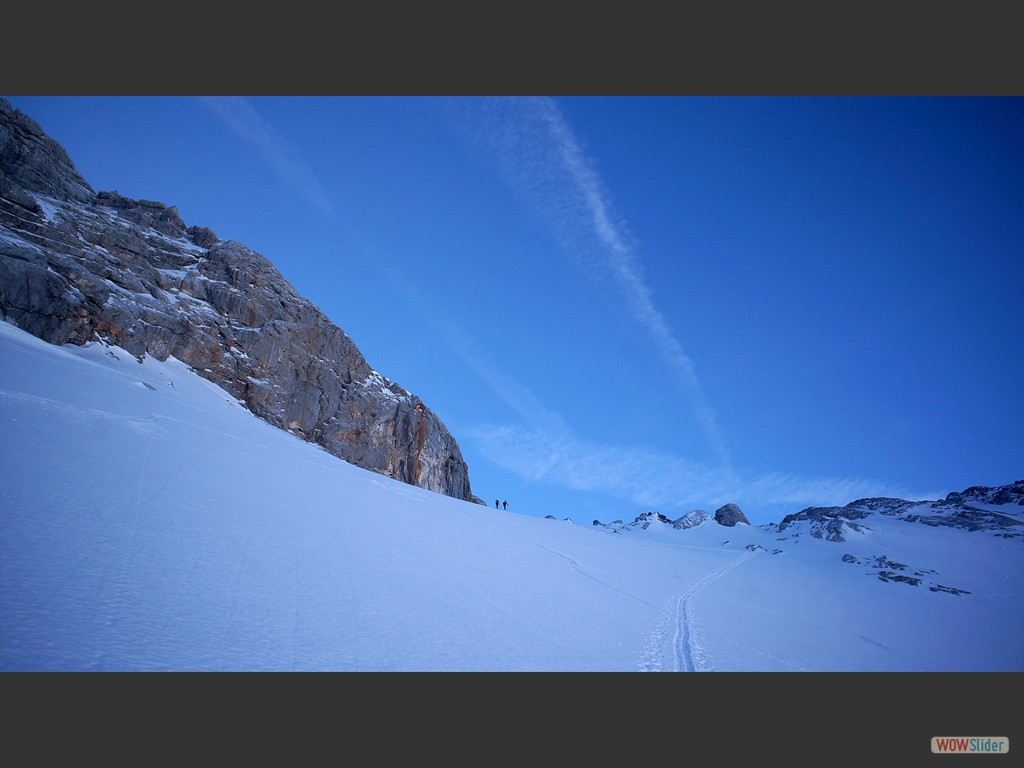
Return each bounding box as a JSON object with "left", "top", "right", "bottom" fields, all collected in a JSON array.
[{"left": 0, "top": 98, "right": 474, "bottom": 502}]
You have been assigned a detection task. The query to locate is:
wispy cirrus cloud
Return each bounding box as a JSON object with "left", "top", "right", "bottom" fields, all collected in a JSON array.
[
  {"left": 200, "top": 97, "right": 335, "bottom": 218},
  {"left": 444, "top": 317, "right": 925, "bottom": 520},
  {"left": 446, "top": 96, "right": 931, "bottom": 517},
  {"left": 458, "top": 97, "right": 731, "bottom": 469},
  {"left": 467, "top": 420, "right": 934, "bottom": 520}
]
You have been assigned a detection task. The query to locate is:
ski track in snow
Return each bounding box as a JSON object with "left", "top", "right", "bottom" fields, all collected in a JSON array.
[
  {"left": 742, "top": 602, "right": 929, "bottom": 671},
  {"left": 529, "top": 541, "right": 655, "bottom": 608},
  {"left": 670, "top": 550, "right": 757, "bottom": 672}
]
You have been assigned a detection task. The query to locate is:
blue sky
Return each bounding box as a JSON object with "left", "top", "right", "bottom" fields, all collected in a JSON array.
[{"left": 7, "top": 96, "right": 1022, "bottom": 524}]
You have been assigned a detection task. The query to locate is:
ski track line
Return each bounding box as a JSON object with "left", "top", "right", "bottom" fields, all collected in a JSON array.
[
  {"left": 153, "top": 414, "right": 287, "bottom": 450},
  {"left": 745, "top": 602, "right": 925, "bottom": 669},
  {"left": 672, "top": 550, "right": 757, "bottom": 672},
  {"left": 530, "top": 541, "right": 656, "bottom": 608}
]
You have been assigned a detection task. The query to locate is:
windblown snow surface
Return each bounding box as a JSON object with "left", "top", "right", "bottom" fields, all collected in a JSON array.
[{"left": 1, "top": 321, "right": 1021, "bottom": 671}]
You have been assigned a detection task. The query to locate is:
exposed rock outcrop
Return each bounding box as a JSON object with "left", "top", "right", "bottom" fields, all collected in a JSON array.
[
  {"left": 590, "top": 507, "right": 709, "bottom": 533},
  {"left": 0, "top": 98, "right": 475, "bottom": 502},
  {"left": 672, "top": 509, "right": 710, "bottom": 529},
  {"left": 714, "top": 503, "right": 750, "bottom": 527},
  {"left": 777, "top": 506, "right": 871, "bottom": 542},
  {"left": 933, "top": 480, "right": 1024, "bottom": 510}
]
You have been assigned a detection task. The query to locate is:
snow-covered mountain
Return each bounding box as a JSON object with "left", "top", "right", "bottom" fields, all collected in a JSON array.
[{"left": 1, "top": 320, "right": 1020, "bottom": 671}]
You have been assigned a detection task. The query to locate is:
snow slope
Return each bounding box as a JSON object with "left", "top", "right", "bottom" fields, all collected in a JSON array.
[{"left": 1, "top": 320, "right": 1021, "bottom": 671}]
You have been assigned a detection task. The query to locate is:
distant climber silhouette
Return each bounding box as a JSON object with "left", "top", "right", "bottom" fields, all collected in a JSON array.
[
  {"left": 502, "top": 500, "right": 508, "bottom": 510},
  {"left": 495, "top": 499, "right": 499, "bottom": 509}
]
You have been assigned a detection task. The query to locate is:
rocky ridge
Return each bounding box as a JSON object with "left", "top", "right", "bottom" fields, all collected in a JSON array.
[
  {"left": 586, "top": 482, "right": 1023, "bottom": 541},
  {"left": 772, "top": 480, "right": 1024, "bottom": 542},
  {"left": 0, "top": 98, "right": 476, "bottom": 502},
  {"left": 584, "top": 482, "right": 1021, "bottom": 595},
  {"left": 591, "top": 504, "right": 740, "bottom": 533}
]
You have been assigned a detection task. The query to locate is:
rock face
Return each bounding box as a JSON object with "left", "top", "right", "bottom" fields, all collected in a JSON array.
[
  {"left": 0, "top": 98, "right": 475, "bottom": 502},
  {"left": 714, "top": 503, "right": 750, "bottom": 527}
]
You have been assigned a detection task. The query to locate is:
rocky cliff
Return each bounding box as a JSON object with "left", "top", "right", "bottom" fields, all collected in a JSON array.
[{"left": 0, "top": 98, "right": 476, "bottom": 502}]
